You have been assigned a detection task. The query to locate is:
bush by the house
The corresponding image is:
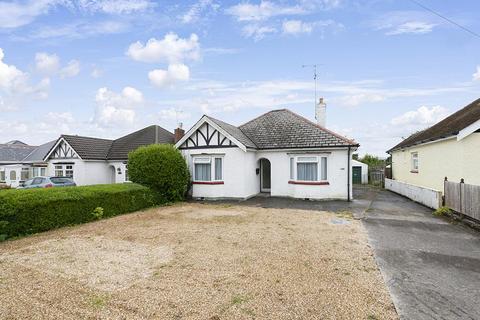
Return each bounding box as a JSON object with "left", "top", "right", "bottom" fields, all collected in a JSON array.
[
  {"left": 127, "top": 144, "right": 190, "bottom": 202},
  {"left": 0, "top": 183, "right": 158, "bottom": 240}
]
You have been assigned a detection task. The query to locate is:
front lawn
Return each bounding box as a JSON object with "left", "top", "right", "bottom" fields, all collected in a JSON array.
[{"left": 0, "top": 203, "right": 397, "bottom": 319}]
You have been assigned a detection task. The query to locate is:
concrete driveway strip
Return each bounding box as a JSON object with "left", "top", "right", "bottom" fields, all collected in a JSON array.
[{"left": 363, "top": 188, "right": 480, "bottom": 320}]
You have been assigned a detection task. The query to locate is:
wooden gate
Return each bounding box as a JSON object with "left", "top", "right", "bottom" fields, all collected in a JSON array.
[{"left": 444, "top": 178, "right": 480, "bottom": 221}]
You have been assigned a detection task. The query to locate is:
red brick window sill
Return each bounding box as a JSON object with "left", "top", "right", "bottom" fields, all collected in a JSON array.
[
  {"left": 192, "top": 181, "right": 224, "bottom": 185},
  {"left": 288, "top": 181, "right": 330, "bottom": 185}
]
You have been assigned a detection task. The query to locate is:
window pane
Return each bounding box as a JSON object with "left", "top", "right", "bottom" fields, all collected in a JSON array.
[
  {"left": 195, "top": 163, "right": 211, "bottom": 181},
  {"left": 290, "top": 158, "right": 294, "bottom": 179},
  {"left": 297, "top": 163, "right": 318, "bottom": 181},
  {"left": 21, "top": 168, "right": 30, "bottom": 180},
  {"left": 40, "top": 168, "right": 46, "bottom": 176},
  {"left": 321, "top": 157, "right": 327, "bottom": 180},
  {"left": 297, "top": 156, "right": 317, "bottom": 163},
  {"left": 0, "top": 171, "right": 5, "bottom": 181},
  {"left": 194, "top": 157, "right": 211, "bottom": 164},
  {"left": 125, "top": 169, "right": 129, "bottom": 181},
  {"left": 10, "top": 171, "right": 16, "bottom": 180},
  {"left": 215, "top": 158, "right": 222, "bottom": 180}
]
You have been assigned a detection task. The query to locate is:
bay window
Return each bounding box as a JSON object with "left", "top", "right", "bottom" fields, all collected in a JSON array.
[
  {"left": 289, "top": 155, "right": 328, "bottom": 183},
  {"left": 193, "top": 156, "right": 223, "bottom": 182}
]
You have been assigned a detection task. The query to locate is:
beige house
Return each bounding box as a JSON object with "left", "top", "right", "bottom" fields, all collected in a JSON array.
[{"left": 388, "top": 98, "right": 480, "bottom": 192}]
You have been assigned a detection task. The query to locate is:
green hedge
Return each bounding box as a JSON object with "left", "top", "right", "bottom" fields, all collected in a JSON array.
[{"left": 0, "top": 183, "right": 159, "bottom": 240}]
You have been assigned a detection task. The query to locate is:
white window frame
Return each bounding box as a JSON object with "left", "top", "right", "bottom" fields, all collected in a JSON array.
[
  {"left": 289, "top": 155, "right": 328, "bottom": 182},
  {"left": 0, "top": 170, "right": 5, "bottom": 182},
  {"left": 54, "top": 164, "right": 74, "bottom": 178},
  {"left": 192, "top": 156, "right": 224, "bottom": 182},
  {"left": 411, "top": 152, "right": 419, "bottom": 172}
]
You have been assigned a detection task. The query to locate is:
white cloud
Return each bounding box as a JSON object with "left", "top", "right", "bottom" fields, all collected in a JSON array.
[
  {"left": 181, "top": 0, "right": 220, "bottom": 24},
  {"left": 282, "top": 19, "right": 342, "bottom": 35},
  {"left": 126, "top": 33, "right": 200, "bottom": 63},
  {"left": 226, "top": 1, "right": 305, "bottom": 22},
  {"left": 94, "top": 86, "right": 144, "bottom": 127},
  {"left": 22, "top": 20, "right": 129, "bottom": 40},
  {"left": 0, "top": 48, "right": 28, "bottom": 93},
  {"left": 335, "top": 93, "right": 385, "bottom": 107},
  {"left": 242, "top": 24, "right": 277, "bottom": 41},
  {"left": 373, "top": 11, "right": 439, "bottom": 36},
  {"left": 473, "top": 66, "right": 480, "bottom": 81},
  {"left": 391, "top": 106, "right": 450, "bottom": 127},
  {"left": 35, "top": 52, "right": 60, "bottom": 75},
  {"left": 60, "top": 60, "right": 80, "bottom": 78},
  {"left": 149, "top": 64, "right": 190, "bottom": 88},
  {"left": 38, "top": 111, "right": 76, "bottom": 134},
  {"left": 158, "top": 107, "right": 191, "bottom": 121},
  {"left": 91, "top": 67, "right": 103, "bottom": 78},
  {"left": 0, "top": 0, "right": 153, "bottom": 30},
  {"left": 0, "top": 0, "right": 60, "bottom": 29},
  {"left": 282, "top": 20, "right": 313, "bottom": 34},
  {"left": 74, "top": 0, "right": 154, "bottom": 14},
  {"left": 386, "top": 21, "right": 437, "bottom": 35}
]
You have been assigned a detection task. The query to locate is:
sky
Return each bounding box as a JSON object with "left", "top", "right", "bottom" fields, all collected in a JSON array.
[{"left": 1, "top": 0, "right": 480, "bottom": 157}]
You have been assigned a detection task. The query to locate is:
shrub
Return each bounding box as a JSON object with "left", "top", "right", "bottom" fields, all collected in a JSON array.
[
  {"left": 433, "top": 206, "right": 453, "bottom": 217},
  {"left": 0, "top": 183, "right": 158, "bottom": 240},
  {"left": 128, "top": 144, "right": 190, "bottom": 202},
  {"left": 91, "top": 207, "right": 104, "bottom": 220}
]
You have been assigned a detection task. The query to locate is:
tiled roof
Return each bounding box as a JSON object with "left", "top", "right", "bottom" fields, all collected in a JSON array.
[
  {"left": 0, "top": 144, "right": 37, "bottom": 163},
  {"left": 239, "top": 109, "right": 358, "bottom": 149},
  {"left": 107, "top": 125, "right": 174, "bottom": 160},
  {"left": 23, "top": 140, "right": 57, "bottom": 163},
  {"left": 206, "top": 116, "right": 257, "bottom": 149},
  {"left": 56, "top": 125, "right": 174, "bottom": 160},
  {"left": 388, "top": 98, "right": 480, "bottom": 152},
  {"left": 62, "top": 135, "right": 114, "bottom": 160}
]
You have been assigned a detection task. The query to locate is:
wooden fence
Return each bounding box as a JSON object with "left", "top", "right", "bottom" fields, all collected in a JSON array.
[
  {"left": 444, "top": 178, "right": 480, "bottom": 221},
  {"left": 369, "top": 171, "right": 385, "bottom": 187}
]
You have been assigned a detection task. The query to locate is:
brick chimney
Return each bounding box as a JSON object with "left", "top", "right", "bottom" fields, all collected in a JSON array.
[
  {"left": 174, "top": 123, "right": 185, "bottom": 143},
  {"left": 315, "top": 97, "right": 326, "bottom": 127}
]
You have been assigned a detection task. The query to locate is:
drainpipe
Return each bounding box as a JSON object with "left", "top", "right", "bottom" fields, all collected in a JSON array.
[{"left": 347, "top": 146, "right": 351, "bottom": 202}]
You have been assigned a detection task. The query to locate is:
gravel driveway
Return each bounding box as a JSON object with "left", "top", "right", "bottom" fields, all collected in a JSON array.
[{"left": 0, "top": 203, "right": 397, "bottom": 319}]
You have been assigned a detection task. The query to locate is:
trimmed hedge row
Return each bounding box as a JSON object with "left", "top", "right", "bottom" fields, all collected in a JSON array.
[{"left": 0, "top": 183, "right": 159, "bottom": 240}]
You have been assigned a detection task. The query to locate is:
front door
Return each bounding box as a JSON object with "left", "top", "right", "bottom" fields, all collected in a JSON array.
[
  {"left": 260, "top": 159, "right": 271, "bottom": 192},
  {"left": 352, "top": 166, "right": 362, "bottom": 184}
]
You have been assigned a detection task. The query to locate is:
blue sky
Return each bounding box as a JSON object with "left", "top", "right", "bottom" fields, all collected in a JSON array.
[{"left": 1, "top": 0, "right": 479, "bottom": 156}]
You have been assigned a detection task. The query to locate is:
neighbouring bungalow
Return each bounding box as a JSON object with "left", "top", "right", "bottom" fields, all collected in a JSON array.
[
  {"left": 176, "top": 100, "right": 359, "bottom": 200},
  {"left": 0, "top": 140, "right": 55, "bottom": 188},
  {"left": 0, "top": 125, "right": 174, "bottom": 188},
  {"left": 387, "top": 98, "right": 480, "bottom": 192}
]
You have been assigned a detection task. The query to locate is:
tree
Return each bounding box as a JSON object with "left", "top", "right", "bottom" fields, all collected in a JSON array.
[
  {"left": 127, "top": 144, "right": 190, "bottom": 202},
  {"left": 359, "top": 154, "right": 385, "bottom": 171}
]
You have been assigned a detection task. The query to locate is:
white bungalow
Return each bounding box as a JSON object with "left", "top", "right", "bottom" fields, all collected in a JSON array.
[{"left": 176, "top": 102, "right": 359, "bottom": 200}]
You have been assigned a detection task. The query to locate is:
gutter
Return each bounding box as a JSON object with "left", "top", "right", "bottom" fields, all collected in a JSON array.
[{"left": 347, "top": 146, "right": 351, "bottom": 202}]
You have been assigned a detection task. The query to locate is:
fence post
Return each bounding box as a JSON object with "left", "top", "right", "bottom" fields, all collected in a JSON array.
[
  {"left": 460, "top": 178, "right": 464, "bottom": 213},
  {"left": 443, "top": 177, "right": 447, "bottom": 206}
]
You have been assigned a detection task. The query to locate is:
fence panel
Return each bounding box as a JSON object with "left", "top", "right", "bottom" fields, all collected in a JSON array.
[
  {"left": 444, "top": 180, "right": 480, "bottom": 221},
  {"left": 461, "top": 183, "right": 480, "bottom": 221},
  {"left": 444, "top": 181, "right": 462, "bottom": 212}
]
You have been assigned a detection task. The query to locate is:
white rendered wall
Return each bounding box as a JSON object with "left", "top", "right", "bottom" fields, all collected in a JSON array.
[
  {"left": 47, "top": 159, "right": 112, "bottom": 186},
  {"left": 181, "top": 147, "right": 352, "bottom": 200},
  {"left": 181, "top": 147, "right": 259, "bottom": 199},
  {"left": 255, "top": 149, "right": 351, "bottom": 200},
  {"left": 385, "top": 178, "right": 442, "bottom": 209}
]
